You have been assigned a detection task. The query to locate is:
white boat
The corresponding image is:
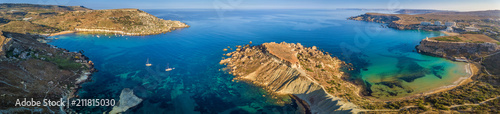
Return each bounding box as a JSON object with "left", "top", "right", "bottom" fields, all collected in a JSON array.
[
  {"left": 165, "top": 63, "right": 174, "bottom": 71},
  {"left": 96, "top": 35, "right": 100, "bottom": 38},
  {"left": 146, "top": 58, "right": 152, "bottom": 66}
]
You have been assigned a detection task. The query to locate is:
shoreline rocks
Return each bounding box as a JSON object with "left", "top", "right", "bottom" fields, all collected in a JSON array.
[{"left": 0, "top": 32, "right": 96, "bottom": 113}]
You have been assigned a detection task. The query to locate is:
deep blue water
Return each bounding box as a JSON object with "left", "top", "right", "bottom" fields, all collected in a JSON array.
[{"left": 48, "top": 9, "right": 467, "bottom": 113}]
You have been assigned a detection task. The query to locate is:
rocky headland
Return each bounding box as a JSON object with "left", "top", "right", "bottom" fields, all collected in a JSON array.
[
  {"left": 416, "top": 35, "right": 500, "bottom": 60},
  {"left": 0, "top": 31, "right": 95, "bottom": 113},
  {"left": 220, "top": 42, "right": 362, "bottom": 113},
  {"left": 0, "top": 3, "right": 189, "bottom": 36}
]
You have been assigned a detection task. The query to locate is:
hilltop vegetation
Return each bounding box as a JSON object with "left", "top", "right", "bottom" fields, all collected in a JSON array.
[
  {"left": 432, "top": 34, "right": 499, "bottom": 43},
  {"left": 0, "top": 3, "right": 188, "bottom": 35},
  {"left": 33, "top": 9, "right": 188, "bottom": 35},
  {"left": 0, "top": 3, "right": 90, "bottom": 12}
]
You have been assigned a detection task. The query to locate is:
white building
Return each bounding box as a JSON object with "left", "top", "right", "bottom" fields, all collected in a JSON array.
[
  {"left": 421, "top": 21, "right": 432, "bottom": 25},
  {"left": 434, "top": 21, "right": 442, "bottom": 26},
  {"left": 445, "top": 22, "right": 456, "bottom": 27}
]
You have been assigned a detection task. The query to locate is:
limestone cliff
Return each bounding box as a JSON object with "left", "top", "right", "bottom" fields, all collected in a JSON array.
[
  {"left": 220, "top": 42, "right": 361, "bottom": 113},
  {"left": 416, "top": 38, "right": 500, "bottom": 60}
]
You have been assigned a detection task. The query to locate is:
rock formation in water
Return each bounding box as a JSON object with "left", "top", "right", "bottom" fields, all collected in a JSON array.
[
  {"left": 416, "top": 38, "right": 500, "bottom": 60},
  {"left": 220, "top": 42, "right": 362, "bottom": 113},
  {"left": 109, "top": 88, "right": 143, "bottom": 114}
]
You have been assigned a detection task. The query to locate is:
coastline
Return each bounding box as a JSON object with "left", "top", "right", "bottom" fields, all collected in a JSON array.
[
  {"left": 43, "top": 26, "right": 190, "bottom": 37},
  {"left": 47, "top": 31, "right": 75, "bottom": 36},
  {"left": 368, "top": 61, "right": 478, "bottom": 102}
]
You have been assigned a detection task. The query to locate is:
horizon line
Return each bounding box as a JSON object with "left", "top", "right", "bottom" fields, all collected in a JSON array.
[{"left": 1, "top": 3, "right": 498, "bottom": 12}]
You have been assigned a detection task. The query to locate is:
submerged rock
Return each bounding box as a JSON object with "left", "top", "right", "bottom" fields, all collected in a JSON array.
[{"left": 109, "top": 88, "right": 143, "bottom": 114}]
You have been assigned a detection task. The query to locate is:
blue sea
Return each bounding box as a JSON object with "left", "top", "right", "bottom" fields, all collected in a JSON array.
[{"left": 48, "top": 9, "right": 468, "bottom": 113}]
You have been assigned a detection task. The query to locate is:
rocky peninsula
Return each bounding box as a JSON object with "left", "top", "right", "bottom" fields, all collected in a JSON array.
[
  {"left": 0, "top": 31, "right": 95, "bottom": 113},
  {"left": 34, "top": 9, "right": 189, "bottom": 36},
  {"left": 220, "top": 42, "right": 361, "bottom": 113},
  {"left": 0, "top": 3, "right": 189, "bottom": 36},
  {"left": 416, "top": 35, "right": 500, "bottom": 60}
]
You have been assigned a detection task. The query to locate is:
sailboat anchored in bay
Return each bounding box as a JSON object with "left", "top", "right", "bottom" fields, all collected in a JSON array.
[
  {"left": 165, "top": 63, "right": 175, "bottom": 71},
  {"left": 146, "top": 58, "right": 152, "bottom": 66}
]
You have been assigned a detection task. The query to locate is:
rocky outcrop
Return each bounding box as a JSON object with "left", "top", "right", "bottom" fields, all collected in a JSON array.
[
  {"left": 109, "top": 88, "right": 143, "bottom": 114},
  {"left": 0, "top": 32, "right": 95, "bottom": 113},
  {"left": 32, "top": 8, "right": 189, "bottom": 36},
  {"left": 416, "top": 38, "right": 500, "bottom": 59},
  {"left": 220, "top": 42, "right": 361, "bottom": 113},
  {"left": 348, "top": 13, "right": 400, "bottom": 24},
  {"left": 0, "top": 31, "right": 12, "bottom": 57}
]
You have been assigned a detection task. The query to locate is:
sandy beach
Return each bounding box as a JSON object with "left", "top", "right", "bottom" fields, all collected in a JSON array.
[
  {"left": 421, "top": 63, "right": 476, "bottom": 96},
  {"left": 48, "top": 31, "right": 75, "bottom": 36},
  {"left": 369, "top": 63, "right": 478, "bottom": 102}
]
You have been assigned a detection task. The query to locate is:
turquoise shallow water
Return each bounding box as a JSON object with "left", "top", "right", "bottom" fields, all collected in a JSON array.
[{"left": 48, "top": 9, "right": 468, "bottom": 113}]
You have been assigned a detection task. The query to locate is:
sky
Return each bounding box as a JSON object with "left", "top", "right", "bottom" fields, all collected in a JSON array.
[{"left": 1, "top": 0, "right": 499, "bottom": 11}]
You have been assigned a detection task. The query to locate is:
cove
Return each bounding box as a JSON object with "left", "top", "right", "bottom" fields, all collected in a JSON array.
[{"left": 48, "top": 9, "right": 469, "bottom": 113}]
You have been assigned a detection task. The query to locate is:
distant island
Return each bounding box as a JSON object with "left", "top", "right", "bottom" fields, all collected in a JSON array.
[
  {"left": 0, "top": 3, "right": 189, "bottom": 36},
  {"left": 0, "top": 3, "right": 187, "bottom": 113}
]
